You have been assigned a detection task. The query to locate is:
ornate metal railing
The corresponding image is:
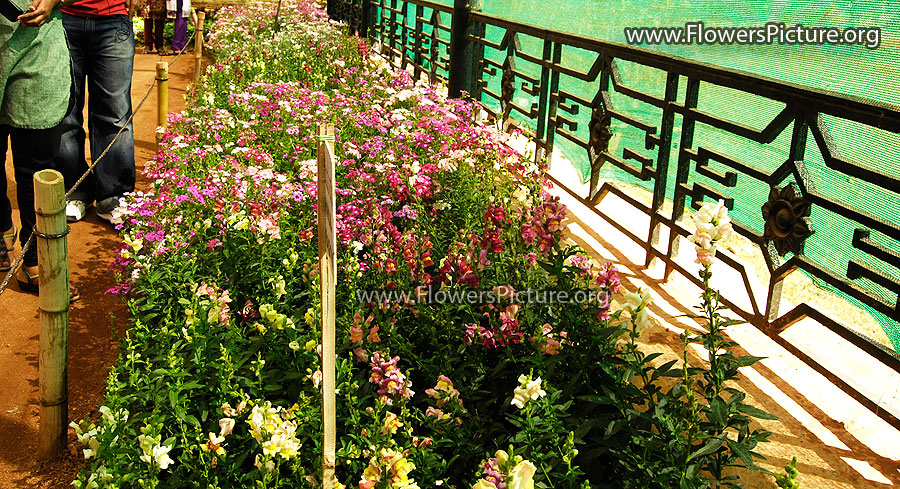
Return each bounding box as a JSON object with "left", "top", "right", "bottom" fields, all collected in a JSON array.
[{"left": 327, "top": 0, "right": 900, "bottom": 429}]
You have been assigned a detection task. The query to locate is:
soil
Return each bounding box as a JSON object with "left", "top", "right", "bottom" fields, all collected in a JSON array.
[{"left": 0, "top": 50, "right": 193, "bottom": 488}]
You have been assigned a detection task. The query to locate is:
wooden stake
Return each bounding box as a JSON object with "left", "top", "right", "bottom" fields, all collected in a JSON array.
[
  {"left": 156, "top": 62, "right": 169, "bottom": 146},
  {"left": 317, "top": 124, "right": 337, "bottom": 488},
  {"left": 34, "top": 169, "right": 69, "bottom": 459},
  {"left": 193, "top": 10, "right": 206, "bottom": 84}
]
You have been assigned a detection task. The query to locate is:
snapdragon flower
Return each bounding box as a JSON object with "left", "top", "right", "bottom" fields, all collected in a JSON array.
[
  {"left": 511, "top": 374, "right": 546, "bottom": 409},
  {"left": 688, "top": 199, "right": 733, "bottom": 266}
]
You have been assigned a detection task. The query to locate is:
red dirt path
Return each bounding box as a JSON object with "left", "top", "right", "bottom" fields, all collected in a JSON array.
[{"left": 0, "top": 51, "right": 192, "bottom": 488}]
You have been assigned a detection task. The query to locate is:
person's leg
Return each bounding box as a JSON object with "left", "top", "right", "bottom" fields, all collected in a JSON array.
[
  {"left": 9, "top": 125, "right": 80, "bottom": 301},
  {"left": 85, "top": 14, "right": 136, "bottom": 215},
  {"left": 59, "top": 13, "right": 94, "bottom": 206},
  {"left": 0, "top": 126, "right": 14, "bottom": 270},
  {"left": 0, "top": 126, "right": 11, "bottom": 233},
  {"left": 154, "top": 18, "right": 165, "bottom": 53},
  {"left": 171, "top": 0, "right": 186, "bottom": 52},
  {"left": 143, "top": 17, "right": 153, "bottom": 53},
  {"left": 9, "top": 124, "right": 63, "bottom": 268}
]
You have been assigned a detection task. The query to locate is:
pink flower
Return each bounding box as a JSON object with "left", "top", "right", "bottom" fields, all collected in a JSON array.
[
  {"left": 367, "top": 325, "right": 381, "bottom": 343},
  {"left": 350, "top": 326, "right": 363, "bottom": 343},
  {"left": 353, "top": 347, "right": 369, "bottom": 363}
]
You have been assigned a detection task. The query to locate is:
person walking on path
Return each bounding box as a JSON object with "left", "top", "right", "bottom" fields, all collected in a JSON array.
[
  {"left": 168, "top": 0, "right": 189, "bottom": 53},
  {"left": 58, "top": 0, "right": 137, "bottom": 225},
  {"left": 1, "top": 0, "right": 79, "bottom": 300},
  {"left": 140, "top": 0, "right": 169, "bottom": 55}
]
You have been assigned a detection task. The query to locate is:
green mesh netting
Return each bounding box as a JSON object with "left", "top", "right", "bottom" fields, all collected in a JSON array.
[{"left": 390, "top": 0, "right": 900, "bottom": 351}]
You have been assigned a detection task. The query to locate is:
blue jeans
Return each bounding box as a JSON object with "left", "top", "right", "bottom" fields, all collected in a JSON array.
[{"left": 58, "top": 13, "right": 136, "bottom": 204}]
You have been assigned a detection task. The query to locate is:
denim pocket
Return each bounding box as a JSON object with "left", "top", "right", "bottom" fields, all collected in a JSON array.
[
  {"left": 115, "top": 26, "right": 130, "bottom": 43},
  {"left": 114, "top": 14, "right": 133, "bottom": 43}
]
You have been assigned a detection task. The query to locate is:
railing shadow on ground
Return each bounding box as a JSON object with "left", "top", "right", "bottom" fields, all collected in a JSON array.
[
  {"left": 557, "top": 183, "right": 900, "bottom": 487},
  {"left": 326, "top": 0, "right": 900, "bottom": 440}
]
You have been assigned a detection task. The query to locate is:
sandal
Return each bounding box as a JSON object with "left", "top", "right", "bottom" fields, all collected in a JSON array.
[
  {"left": 0, "top": 227, "right": 16, "bottom": 273},
  {"left": 17, "top": 268, "right": 81, "bottom": 302}
]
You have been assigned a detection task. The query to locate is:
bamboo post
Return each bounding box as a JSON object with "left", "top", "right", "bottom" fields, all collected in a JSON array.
[
  {"left": 34, "top": 169, "right": 69, "bottom": 459},
  {"left": 317, "top": 124, "right": 337, "bottom": 487},
  {"left": 193, "top": 10, "right": 206, "bottom": 84},
  {"left": 156, "top": 62, "right": 169, "bottom": 146}
]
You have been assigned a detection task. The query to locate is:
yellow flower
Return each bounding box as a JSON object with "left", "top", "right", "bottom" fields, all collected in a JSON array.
[
  {"left": 472, "top": 480, "right": 498, "bottom": 489},
  {"left": 200, "top": 432, "right": 226, "bottom": 456},
  {"left": 362, "top": 457, "right": 382, "bottom": 482}
]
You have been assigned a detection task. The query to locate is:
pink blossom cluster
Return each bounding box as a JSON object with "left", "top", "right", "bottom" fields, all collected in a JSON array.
[
  {"left": 424, "top": 375, "right": 462, "bottom": 409},
  {"left": 521, "top": 193, "right": 567, "bottom": 254},
  {"left": 530, "top": 323, "right": 568, "bottom": 355},
  {"left": 464, "top": 304, "right": 524, "bottom": 349},
  {"left": 594, "top": 261, "right": 621, "bottom": 321},
  {"left": 368, "top": 351, "right": 414, "bottom": 405}
]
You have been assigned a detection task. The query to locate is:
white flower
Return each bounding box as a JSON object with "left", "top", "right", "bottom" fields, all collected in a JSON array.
[
  {"left": 289, "top": 341, "right": 301, "bottom": 351},
  {"left": 273, "top": 275, "right": 287, "bottom": 298},
  {"left": 472, "top": 480, "right": 498, "bottom": 489},
  {"left": 511, "top": 374, "right": 546, "bottom": 409},
  {"left": 219, "top": 417, "right": 235, "bottom": 436},
  {"left": 139, "top": 440, "right": 175, "bottom": 470},
  {"left": 688, "top": 200, "right": 733, "bottom": 266},
  {"left": 624, "top": 287, "right": 653, "bottom": 332},
  {"left": 507, "top": 460, "right": 537, "bottom": 489}
]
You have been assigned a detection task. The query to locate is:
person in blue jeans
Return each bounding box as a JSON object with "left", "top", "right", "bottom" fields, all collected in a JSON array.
[{"left": 58, "top": 0, "right": 136, "bottom": 225}]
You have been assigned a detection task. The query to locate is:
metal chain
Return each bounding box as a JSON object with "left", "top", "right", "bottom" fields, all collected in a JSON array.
[{"left": 0, "top": 29, "right": 197, "bottom": 299}]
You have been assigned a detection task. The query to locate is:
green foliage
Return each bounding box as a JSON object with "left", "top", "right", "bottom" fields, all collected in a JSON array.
[{"left": 774, "top": 457, "right": 801, "bottom": 489}]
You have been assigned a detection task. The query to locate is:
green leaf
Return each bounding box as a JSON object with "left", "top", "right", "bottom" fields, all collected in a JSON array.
[
  {"left": 727, "top": 438, "right": 755, "bottom": 467},
  {"left": 709, "top": 397, "right": 726, "bottom": 427},
  {"left": 688, "top": 435, "right": 726, "bottom": 461},
  {"left": 733, "top": 355, "right": 765, "bottom": 367},
  {"left": 737, "top": 403, "right": 779, "bottom": 420}
]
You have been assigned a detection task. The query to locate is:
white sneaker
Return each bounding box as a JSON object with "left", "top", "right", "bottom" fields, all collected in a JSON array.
[
  {"left": 96, "top": 196, "right": 124, "bottom": 225},
  {"left": 65, "top": 200, "right": 88, "bottom": 222},
  {"left": 96, "top": 209, "right": 124, "bottom": 225}
]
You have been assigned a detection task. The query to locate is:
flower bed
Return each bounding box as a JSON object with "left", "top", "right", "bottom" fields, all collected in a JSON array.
[{"left": 72, "top": 2, "right": 784, "bottom": 488}]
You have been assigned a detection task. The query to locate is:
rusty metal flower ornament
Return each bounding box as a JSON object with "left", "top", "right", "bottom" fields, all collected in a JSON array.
[{"left": 761, "top": 183, "right": 814, "bottom": 256}]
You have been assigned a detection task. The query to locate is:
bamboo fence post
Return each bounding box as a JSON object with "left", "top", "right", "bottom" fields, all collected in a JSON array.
[
  {"left": 156, "top": 61, "right": 169, "bottom": 146},
  {"left": 193, "top": 10, "right": 206, "bottom": 84},
  {"left": 34, "top": 169, "right": 69, "bottom": 459},
  {"left": 317, "top": 124, "right": 337, "bottom": 488}
]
